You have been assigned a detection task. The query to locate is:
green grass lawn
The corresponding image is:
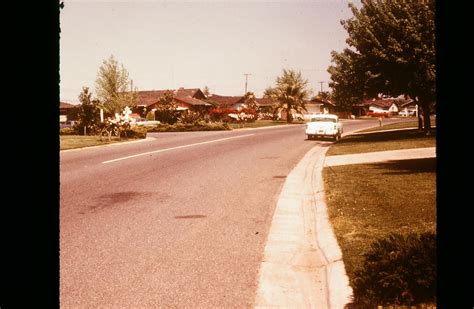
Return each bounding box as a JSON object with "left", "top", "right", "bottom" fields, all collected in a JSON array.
[
  {"left": 359, "top": 117, "right": 436, "bottom": 133},
  {"left": 323, "top": 158, "right": 436, "bottom": 285},
  {"left": 60, "top": 135, "right": 139, "bottom": 150},
  {"left": 326, "top": 128, "right": 436, "bottom": 156},
  {"left": 323, "top": 129, "right": 436, "bottom": 303}
]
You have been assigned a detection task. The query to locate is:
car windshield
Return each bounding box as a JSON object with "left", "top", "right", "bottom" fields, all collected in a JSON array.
[{"left": 311, "top": 117, "right": 336, "bottom": 123}]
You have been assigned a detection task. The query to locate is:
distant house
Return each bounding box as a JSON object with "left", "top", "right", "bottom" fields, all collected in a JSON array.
[
  {"left": 255, "top": 97, "right": 275, "bottom": 114},
  {"left": 134, "top": 88, "right": 211, "bottom": 117},
  {"left": 352, "top": 96, "right": 413, "bottom": 116},
  {"left": 306, "top": 98, "right": 336, "bottom": 116},
  {"left": 59, "top": 101, "right": 76, "bottom": 122},
  {"left": 206, "top": 94, "right": 247, "bottom": 110}
]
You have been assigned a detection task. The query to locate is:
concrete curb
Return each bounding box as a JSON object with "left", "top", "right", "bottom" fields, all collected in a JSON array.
[{"left": 255, "top": 146, "right": 352, "bottom": 308}]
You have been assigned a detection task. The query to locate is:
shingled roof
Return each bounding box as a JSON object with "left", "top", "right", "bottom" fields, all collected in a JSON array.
[
  {"left": 59, "top": 101, "right": 76, "bottom": 109},
  {"left": 206, "top": 94, "right": 245, "bottom": 107},
  {"left": 135, "top": 88, "right": 208, "bottom": 107}
]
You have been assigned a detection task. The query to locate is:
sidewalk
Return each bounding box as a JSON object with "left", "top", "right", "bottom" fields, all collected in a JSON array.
[
  {"left": 255, "top": 146, "right": 352, "bottom": 308},
  {"left": 324, "top": 147, "right": 436, "bottom": 167}
]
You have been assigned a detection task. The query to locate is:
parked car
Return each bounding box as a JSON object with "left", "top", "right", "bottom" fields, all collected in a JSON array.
[
  {"left": 134, "top": 118, "right": 161, "bottom": 127},
  {"left": 305, "top": 114, "right": 343, "bottom": 141}
]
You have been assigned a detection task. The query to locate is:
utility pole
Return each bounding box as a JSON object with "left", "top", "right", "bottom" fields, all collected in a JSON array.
[
  {"left": 319, "top": 81, "right": 324, "bottom": 93},
  {"left": 243, "top": 73, "right": 251, "bottom": 93}
]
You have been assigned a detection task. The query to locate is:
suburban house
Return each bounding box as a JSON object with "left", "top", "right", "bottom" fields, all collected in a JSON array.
[
  {"left": 59, "top": 101, "right": 76, "bottom": 122},
  {"left": 207, "top": 94, "right": 277, "bottom": 114},
  {"left": 255, "top": 97, "right": 276, "bottom": 114},
  {"left": 306, "top": 98, "right": 336, "bottom": 116},
  {"left": 134, "top": 88, "right": 212, "bottom": 117},
  {"left": 206, "top": 94, "right": 248, "bottom": 110},
  {"left": 352, "top": 96, "right": 413, "bottom": 116},
  {"left": 399, "top": 100, "right": 418, "bottom": 116}
]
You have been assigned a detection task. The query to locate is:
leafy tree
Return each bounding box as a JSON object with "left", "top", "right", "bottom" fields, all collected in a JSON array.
[
  {"left": 268, "top": 69, "right": 310, "bottom": 123},
  {"left": 76, "top": 87, "right": 101, "bottom": 135},
  {"left": 328, "top": 49, "right": 369, "bottom": 112},
  {"left": 95, "top": 55, "right": 138, "bottom": 116},
  {"left": 329, "top": 0, "right": 435, "bottom": 131},
  {"left": 243, "top": 91, "right": 258, "bottom": 110},
  {"left": 154, "top": 91, "right": 181, "bottom": 124},
  {"left": 263, "top": 87, "right": 275, "bottom": 98}
]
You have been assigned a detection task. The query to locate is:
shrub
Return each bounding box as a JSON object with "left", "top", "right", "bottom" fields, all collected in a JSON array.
[
  {"left": 179, "top": 111, "right": 202, "bottom": 124},
  {"left": 59, "top": 127, "right": 78, "bottom": 135},
  {"left": 122, "top": 126, "right": 147, "bottom": 139},
  {"left": 147, "top": 122, "right": 230, "bottom": 132},
  {"left": 352, "top": 232, "right": 436, "bottom": 307}
]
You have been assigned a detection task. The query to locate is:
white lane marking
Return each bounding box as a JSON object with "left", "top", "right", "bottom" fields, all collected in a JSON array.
[{"left": 102, "top": 134, "right": 255, "bottom": 164}]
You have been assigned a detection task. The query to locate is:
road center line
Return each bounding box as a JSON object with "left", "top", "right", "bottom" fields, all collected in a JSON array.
[{"left": 102, "top": 133, "right": 255, "bottom": 164}]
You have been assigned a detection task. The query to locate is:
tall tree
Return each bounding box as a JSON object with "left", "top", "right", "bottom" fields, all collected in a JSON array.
[
  {"left": 243, "top": 91, "right": 258, "bottom": 110},
  {"left": 154, "top": 91, "right": 181, "bottom": 124},
  {"left": 328, "top": 48, "right": 371, "bottom": 112},
  {"left": 95, "top": 55, "right": 138, "bottom": 116},
  {"left": 329, "top": 0, "right": 435, "bottom": 131},
  {"left": 263, "top": 87, "right": 275, "bottom": 99},
  {"left": 77, "top": 87, "right": 101, "bottom": 135},
  {"left": 268, "top": 69, "right": 310, "bottom": 123}
]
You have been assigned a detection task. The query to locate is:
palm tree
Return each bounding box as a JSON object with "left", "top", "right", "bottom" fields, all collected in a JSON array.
[{"left": 269, "top": 69, "right": 310, "bottom": 122}]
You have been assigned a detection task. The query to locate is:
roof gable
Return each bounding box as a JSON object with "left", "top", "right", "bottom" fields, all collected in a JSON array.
[{"left": 59, "top": 101, "right": 76, "bottom": 109}]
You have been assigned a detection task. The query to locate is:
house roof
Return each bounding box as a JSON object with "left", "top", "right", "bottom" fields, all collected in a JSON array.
[
  {"left": 59, "top": 101, "right": 76, "bottom": 109},
  {"left": 359, "top": 96, "right": 414, "bottom": 109},
  {"left": 135, "top": 88, "right": 207, "bottom": 107},
  {"left": 363, "top": 98, "right": 398, "bottom": 108},
  {"left": 175, "top": 96, "right": 211, "bottom": 106},
  {"left": 310, "top": 97, "right": 335, "bottom": 106},
  {"left": 207, "top": 94, "right": 245, "bottom": 106}
]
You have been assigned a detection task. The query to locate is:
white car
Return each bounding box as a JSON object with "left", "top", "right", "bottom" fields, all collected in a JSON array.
[{"left": 305, "top": 114, "right": 343, "bottom": 141}]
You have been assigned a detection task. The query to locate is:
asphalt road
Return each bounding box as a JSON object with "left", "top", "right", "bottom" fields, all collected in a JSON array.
[{"left": 60, "top": 118, "right": 408, "bottom": 307}]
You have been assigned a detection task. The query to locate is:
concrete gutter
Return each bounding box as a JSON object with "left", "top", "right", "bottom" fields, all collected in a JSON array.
[{"left": 255, "top": 146, "right": 352, "bottom": 308}]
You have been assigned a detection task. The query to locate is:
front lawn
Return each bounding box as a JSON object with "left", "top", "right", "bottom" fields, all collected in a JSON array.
[
  {"left": 326, "top": 128, "right": 436, "bottom": 156},
  {"left": 323, "top": 159, "right": 436, "bottom": 282},
  {"left": 60, "top": 135, "right": 139, "bottom": 150},
  {"left": 323, "top": 129, "right": 437, "bottom": 306}
]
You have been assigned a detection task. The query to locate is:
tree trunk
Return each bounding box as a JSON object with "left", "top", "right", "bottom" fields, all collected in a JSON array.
[
  {"left": 287, "top": 106, "right": 293, "bottom": 123},
  {"left": 421, "top": 101, "right": 432, "bottom": 135}
]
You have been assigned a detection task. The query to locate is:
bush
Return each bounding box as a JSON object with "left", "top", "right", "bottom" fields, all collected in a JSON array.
[
  {"left": 147, "top": 122, "right": 230, "bottom": 132},
  {"left": 179, "top": 111, "right": 202, "bottom": 124},
  {"left": 59, "top": 127, "right": 78, "bottom": 135},
  {"left": 352, "top": 232, "right": 436, "bottom": 307},
  {"left": 122, "top": 126, "right": 147, "bottom": 139}
]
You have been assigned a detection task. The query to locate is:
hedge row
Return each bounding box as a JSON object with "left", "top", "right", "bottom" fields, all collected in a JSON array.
[{"left": 147, "top": 122, "right": 230, "bottom": 132}]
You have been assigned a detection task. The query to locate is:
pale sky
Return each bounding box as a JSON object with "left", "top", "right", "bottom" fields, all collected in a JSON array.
[{"left": 59, "top": 0, "right": 360, "bottom": 104}]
